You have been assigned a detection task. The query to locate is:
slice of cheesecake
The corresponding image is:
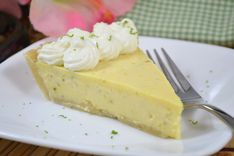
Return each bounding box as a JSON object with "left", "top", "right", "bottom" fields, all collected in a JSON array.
[{"left": 26, "top": 48, "right": 183, "bottom": 139}]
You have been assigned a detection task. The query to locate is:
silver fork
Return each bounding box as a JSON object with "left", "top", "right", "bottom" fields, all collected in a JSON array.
[{"left": 146, "top": 48, "right": 234, "bottom": 131}]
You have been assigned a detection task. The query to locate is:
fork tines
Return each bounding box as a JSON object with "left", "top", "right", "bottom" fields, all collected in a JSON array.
[{"left": 146, "top": 48, "right": 203, "bottom": 103}]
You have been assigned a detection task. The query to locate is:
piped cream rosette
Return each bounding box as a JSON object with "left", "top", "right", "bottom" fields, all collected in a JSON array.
[{"left": 37, "top": 18, "right": 138, "bottom": 71}]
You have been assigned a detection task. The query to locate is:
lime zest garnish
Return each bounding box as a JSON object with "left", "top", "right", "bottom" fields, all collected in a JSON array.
[
  {"left": 66, "top": 34, "right": 74, "bottom": 37},
  {"left": 108, "top": 35, "right": 112, "bottom": 41},
  {"left": 111, "top": 130, "right": 118, "bottom": 135},
  {"left": 189, "top": 119, "right": 198, "bottom": 125},
  {"left": 122, "top": 20, "right": 128, "bottom": 26},
  {"left": 58, "top": 114, "right": 67, "bottom": 119},
  {"left": 129, "top": 28, "right": 137, "bottom": 35},
  {"left": 89, "top": 33, "right": 97, "bottom": 38},
  {"left": 96, "top": 42, "right": 99, "bottom": 49},
  {"left": 80, "top": 36, "right": 85, "bottom": 40}
]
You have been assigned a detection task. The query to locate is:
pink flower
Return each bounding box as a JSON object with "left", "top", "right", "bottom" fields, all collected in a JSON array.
[
  {"left": 18, "top": 0, "right": 31, "bottom": 5},
  {"left": 29, "top": 0, "right": 136, "bottom": 36},
  {"left": 0, "top": 0, "right": 30, "bottom": 18}
]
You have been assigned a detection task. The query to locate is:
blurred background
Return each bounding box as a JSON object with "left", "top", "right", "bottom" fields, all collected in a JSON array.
[
  {"left": 0, "top": 5, "right": 44, "bottom": 62},
  {"left": 0, "top": 0, "right": 234, "bottom": 61}
]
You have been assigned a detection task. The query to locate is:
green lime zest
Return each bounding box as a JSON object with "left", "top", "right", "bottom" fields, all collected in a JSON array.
[
  {"left": 108, "top": 35, "right": 112, "bottom": 41},
  {"left": 189, "top": 119, "right": 198, "bottom": 125},
  {"left": 66, "top": 34, "right": 74, "bottom": 37},
  {"left": 80, "top": 36, "right": 85, "bottom": 40},
  {"left": 111, "top": 130, "right": 118, "bottom": 135},
  {"left": 96, "top": 42, "right": 99, "bottom": 49},
  {"left": 129, "top": 28, "right": 137, "bottom": 35},
  {"left": 58, "top": 114, "right": 67, "bottom": 119},
  {"left": 122, "top": 20, "right": 128, "bottom": 26}
]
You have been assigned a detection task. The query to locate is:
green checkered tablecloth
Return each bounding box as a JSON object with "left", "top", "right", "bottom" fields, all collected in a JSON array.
[{"left": 121, "top": 0, "right": 234, "bottom": 47}]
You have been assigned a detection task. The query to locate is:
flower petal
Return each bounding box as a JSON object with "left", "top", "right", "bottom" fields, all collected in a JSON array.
[
  {"left": 102, "top": 0, "right": 136, "bottom": 16},
  {"left": 29, "top": 0, "right": 135, "bottom": 36},
  {"left": 18, "top": 0, "right": 31, "bottom": 5}
]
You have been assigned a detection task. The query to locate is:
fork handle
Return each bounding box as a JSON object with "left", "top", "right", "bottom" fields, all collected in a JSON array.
[{"left": 184, "top": 103, "right": 234, "bottom": 132}]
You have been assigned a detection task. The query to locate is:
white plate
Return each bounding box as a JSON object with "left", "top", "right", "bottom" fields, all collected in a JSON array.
[{"left": 0, "top": 37, "right": 233, "bottom": 156}]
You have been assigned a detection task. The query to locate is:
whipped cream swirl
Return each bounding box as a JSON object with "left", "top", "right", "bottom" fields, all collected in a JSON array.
[
  {"left": 110, "top": 19, "right": 138, "bottom": 54},
  {"left": 92, "top": 23, "right": 122, "bottom": 60},
  {"left": 37, "top": 41, "right": 68, "bottom": 65},
  {"left": 67, "top": 28, "right": 90, "bottom": 38},
  {"left": 63, "top": 40, "right": 100, "bottom": 71},
  {"left": 37, "top": 18, "right": 138, "bottom": 71}
]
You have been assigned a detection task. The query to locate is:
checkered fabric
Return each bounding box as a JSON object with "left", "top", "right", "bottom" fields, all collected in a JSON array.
[{"left": 121, "top": 0, "right": 234, "bottom": 47}]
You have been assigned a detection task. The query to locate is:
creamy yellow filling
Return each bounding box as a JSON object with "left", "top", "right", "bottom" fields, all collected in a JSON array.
[{"left": 25, "top": 49, "right": 183, "bottom": 139}]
